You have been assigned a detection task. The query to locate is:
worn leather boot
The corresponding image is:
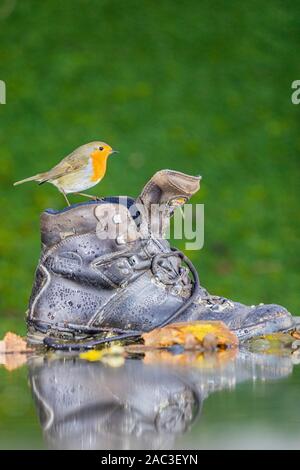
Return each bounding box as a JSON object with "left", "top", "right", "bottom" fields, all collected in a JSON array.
[{"left": 26, "top": 170, "right": 294, "bottom": 348}]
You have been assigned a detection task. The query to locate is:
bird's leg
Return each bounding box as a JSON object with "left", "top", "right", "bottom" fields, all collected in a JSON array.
[
  {"left": 60, "top": 189, "right": 71, "bottom": 206},
  {"left": 75, "top": 192, "right": 103, "bottom": 201}
]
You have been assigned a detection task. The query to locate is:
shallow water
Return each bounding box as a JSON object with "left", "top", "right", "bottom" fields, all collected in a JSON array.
[{"left": 0, "top": 349, "right": 299, "bottom": 450}]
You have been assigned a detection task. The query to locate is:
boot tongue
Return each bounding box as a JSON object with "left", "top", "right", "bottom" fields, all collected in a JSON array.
[
  {"left": 135, "top": 169, "right": 201, "bottom": 238},
  {"left": 137, "top": 169, "right": 201, "bottom": 209}
]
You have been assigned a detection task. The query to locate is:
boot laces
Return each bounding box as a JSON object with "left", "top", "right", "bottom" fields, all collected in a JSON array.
[{"left": 43, "top": 248, "right": 200, "bottom": 351}]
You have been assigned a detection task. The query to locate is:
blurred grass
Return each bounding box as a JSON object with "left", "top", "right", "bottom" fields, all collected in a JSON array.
[
  {"left": 0, "top": 0, "right": 300, "bottom": 336},
  {"left": 0, "top": 365, "right": 43, "bottom": 449}
]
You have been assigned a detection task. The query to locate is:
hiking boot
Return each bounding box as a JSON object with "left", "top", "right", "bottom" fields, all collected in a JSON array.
[{"left": 26, "top": 170, "right": 294, "bottom": 348}]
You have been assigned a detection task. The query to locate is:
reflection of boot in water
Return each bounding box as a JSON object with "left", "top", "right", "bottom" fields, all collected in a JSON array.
[
  {"left": 28, "top": 352, "right": 293, "bottom": 450},
  {"left": 26, "top": 170, "right": 294, "bottom": 349},
  {"left": 28, "top": 357, "right": 201, "bottom": 450}
]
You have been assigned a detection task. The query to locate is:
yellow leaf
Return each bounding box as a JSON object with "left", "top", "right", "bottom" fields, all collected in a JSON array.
[
  {"left": 79, "top": 350, "right": 104, "bottom": 362},
  {"left": 79, "top": 345, "right": 125, "bottom": 364}
]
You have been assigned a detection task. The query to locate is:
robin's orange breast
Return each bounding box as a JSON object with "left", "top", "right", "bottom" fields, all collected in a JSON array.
[{"left": 90, "top": 150, "right": 108, "bottom": 182}]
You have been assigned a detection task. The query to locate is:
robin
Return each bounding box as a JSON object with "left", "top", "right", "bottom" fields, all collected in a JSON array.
[{"left": 13, "top": 141, "right": 118, "bottom": 206}]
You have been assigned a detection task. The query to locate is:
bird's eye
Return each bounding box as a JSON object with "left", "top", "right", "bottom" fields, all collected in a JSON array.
[{"left": 99, "top": 146, "right": 104, "bottom": 151}]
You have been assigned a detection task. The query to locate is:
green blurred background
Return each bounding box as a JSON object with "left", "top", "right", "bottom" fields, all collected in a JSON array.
[{"left": 0, "top": 0, "right": 299, "bottom": 336}]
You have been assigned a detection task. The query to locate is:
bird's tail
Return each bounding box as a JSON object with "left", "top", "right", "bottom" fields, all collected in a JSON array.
[{"left": 13, "top": 173, "right": 45, "bottom": 186}]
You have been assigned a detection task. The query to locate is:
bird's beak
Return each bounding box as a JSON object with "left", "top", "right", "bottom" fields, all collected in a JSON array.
[{"left": 110, "top": 149, "right": 119, "bottom": 155}]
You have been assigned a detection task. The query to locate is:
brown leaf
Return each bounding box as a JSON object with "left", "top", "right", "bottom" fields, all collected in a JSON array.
[
  {"left": 0, "top": 332, "right": 34, "bottom": 371},
  {"left": 142, "top": 321, "right": 238, "bottom": 350},
  {"left": 0, "top": 332, "right": 30, "bottom": 353}
]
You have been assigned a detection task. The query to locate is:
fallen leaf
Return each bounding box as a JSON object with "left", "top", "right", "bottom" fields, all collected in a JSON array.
[
  {"left": 247, "top": 331, "right": 300, "bottom": 355},
  {"left": 80, "top": 345, "right": 125, "bottom": 367},
  {"left": 0, "top": 332, "right": 34, "bottom": 371},
  {"left": 142, "top": 321, "right": 238, "bottom": 349},
  {"left": 80, "top": 350, "right": 104, "bottom": 362},
  {"left": 0, "top": 332, "right": 32, "bottom": 353}
]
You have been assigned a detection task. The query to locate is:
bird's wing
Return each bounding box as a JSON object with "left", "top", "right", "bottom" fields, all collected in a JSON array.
[{"left": 40, "top": 153, "right": 90, "bottom": 183}]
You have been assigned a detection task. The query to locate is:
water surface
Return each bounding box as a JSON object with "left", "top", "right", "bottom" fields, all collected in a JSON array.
[{"left": 0, "top": 349, "right": 299, "bottom": 449}]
